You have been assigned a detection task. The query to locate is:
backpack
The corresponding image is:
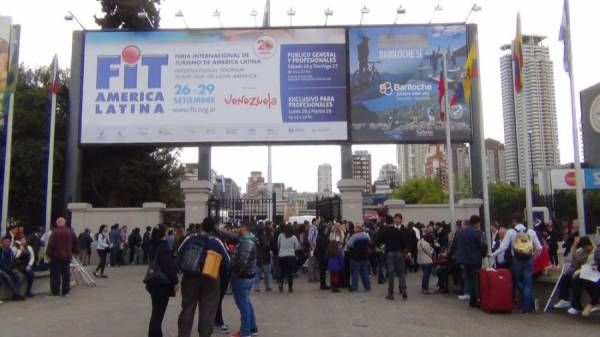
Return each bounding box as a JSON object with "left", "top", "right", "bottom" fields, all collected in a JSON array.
[
  {"left": 177, "top": 234, "right": 209, "bottom": 277},
  {"left": 512, "top": 229, "right": 534, "bottom": 260}
]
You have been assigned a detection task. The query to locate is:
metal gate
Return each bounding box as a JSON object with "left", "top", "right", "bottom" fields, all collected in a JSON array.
[
  {"left": 208, "top": 194, "right": 276, "bottom": 224},
  {"left": 315, "top": 195, "right": 341, "bottom": 223}
]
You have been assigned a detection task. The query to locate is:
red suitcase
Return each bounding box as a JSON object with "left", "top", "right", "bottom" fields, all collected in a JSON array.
[{"left": 479, "top": 268, "right": 513, "bottom": 313}]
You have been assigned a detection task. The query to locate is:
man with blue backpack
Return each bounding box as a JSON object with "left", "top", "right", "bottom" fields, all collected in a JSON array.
[{"left": 176, "top": 218, "right": 230, "bottom": 337}]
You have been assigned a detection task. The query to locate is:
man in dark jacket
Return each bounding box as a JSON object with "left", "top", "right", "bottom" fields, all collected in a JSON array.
[
  {"left": 314, "top": 224, "right": 330, "bottom": 290},
  {"left": 46, "top": 217, "right": 78, "bottom": 297},
  {"left": 142, "top": 226, "right": 152, "bottom": 264},
  {"left": 377, "top": 214, "right": 409, "bottom": 300},
  {"left": 26, "top": 227, "right": 43, "bottom": 266},
  {"left": 230, "top": 222, "right": 258, "bottom": 337},
  {"left": 0, "top": 236, "right": 25, "bottom": 301},
  {"left": 78, "top": 228, "right": 93, "bottom": 266},
  {"left": 450, "top": 215, "right": 487, "bottom": 308}
]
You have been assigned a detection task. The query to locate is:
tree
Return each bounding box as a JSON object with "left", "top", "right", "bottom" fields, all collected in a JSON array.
[
  {"left": 488, "top": 183, "right": 525, "bottom": 226},
  {"left": 95, "top": 0, "right": 160, "bottom": 29},
  {"left": 391, "top": 177, "right": 447, "bottom": 204}
]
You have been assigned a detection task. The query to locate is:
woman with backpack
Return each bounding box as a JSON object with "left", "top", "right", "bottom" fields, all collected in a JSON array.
[{"left": 93, "top": 225, "right": 111, "bottom": 278}]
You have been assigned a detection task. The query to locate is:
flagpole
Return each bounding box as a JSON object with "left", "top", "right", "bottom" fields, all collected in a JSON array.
[
  {"left": 563, "top": 1, "right": 586, "bottom": 234},
  {"left": 44, "top": 85, "right": 58, "bottom": 231},
  {"left": 442, "top": 53, "right": 455, "bottom": 225},
  {"left": 1, "top": 93, "right": 15, "bottom": 231},
  {"left": 263, "top": 0, "right": 273, "bottom": 221}
]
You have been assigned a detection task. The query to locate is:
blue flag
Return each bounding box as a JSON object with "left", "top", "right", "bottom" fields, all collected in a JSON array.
[{"left": 559, "top": 0, "right": 571, "bottom": 74}]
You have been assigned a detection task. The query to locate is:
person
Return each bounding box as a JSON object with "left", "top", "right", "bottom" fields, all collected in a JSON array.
[
  {"left": 553, "top": 236, "right": 594, "bottom": 312},
  {"left": 0, "top": 236, "right": 25, "bottom": 301},
  {"left": 373, "top": 223, "right": 388, "bottom": 284},
  {"left": 26, "top": 226, "right": 43, "bottom": 266},
  {"left": 568, "top": 241, "right": 600, "bottom": 316},
  {"left": 562, "top": 219, "right": 578, "bottom": 257},
  {"left": 128, "top": 228, "right": 142, "bottom": 265},
  {"left": 78, "top": 228, "right": 93, "bottom": 266},
  {"left": 277, "top": 225, "right": 300, "bottom": 293},
  {"left": 176, "top": 218, "right": 230, "bottom": 337},
  {"left": 215, "top": 225, "right": 238, "bottom": 335},
  {"left": 450, "top": 215, "right": 487, "bottom": 308},
  {"left": 417, "top": 229, "right": 435, "bottom": 294},
  {"left": 545, "top": 219, "right": 559, "bottom": 266},
  {"left": 167, "top": 229, "right": 175, "bottom": 252},
  {"left": 173, "top": 224, "right": 186, "bottom": 254},
  {"left": 326, "top": 241, "right": 344, "bottom": 293},
  {"left": 345, "top": 223, "right": 371, "bottom": 292},
  {"left": 254, "top": 226, "right": 272, "bottom": 292},
  {"left": 435, "top": 232, "right": 453, "bottom": 294},
  {"left": 94, "top": 225, "right": 111, "bottom": 278},
  {"left": 230, "top": 222, "right": 258, "bottom": 337},
  {"left": 120, "top": 225, "right": 129, "bottom": 265},
  {"left": 492, "top": 227, "right": 510, "bottom": 269},
  {"left": 306, "top": 219, "right": 319, "bottom": 283},
  {"left": 109, "top": 224, "right": 122, "bottom": 267},
  {"left": 314, "top": 223, "right": 330, "bottom": 290},
  {"left": 46, "top": 217, "right": 78, "bottom": 297},
  {"left": 142, "top": 226, "right": 152, "bottom": 264},
  {"left": 329, "top": 222, "right": 345, "bottom": 245},
  {"left": 491, "top": 221, "right": 500, "bottom": 247},
  {"left": 377, "top": 214, "right": 409, "bottom": 300},
  {"left": 145, "top": 225, "right": 179, "bottom": 337},
  {"left": 13, "top": 236, "right": 35, "bottom": 297},
  {"left": 492, "top": 213, "right": 543, "bottom": 313}
]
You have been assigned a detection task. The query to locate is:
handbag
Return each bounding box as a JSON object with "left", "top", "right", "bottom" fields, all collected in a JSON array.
[{"left": 143, "top": 256, "right": 171, "bottom": 285}]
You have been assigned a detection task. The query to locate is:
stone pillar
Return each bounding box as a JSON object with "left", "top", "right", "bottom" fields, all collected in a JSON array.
[
  {"left": 142, "top": 202, "right": 167, "bottom": 226},
  {"left": 67, "top": 203, "right": 92, "bottom": 234},
  {"left": 337, "top": 179, "right": 365, "bottom": 225},
  {"left": 181, "top": 180, "right": 213, "bottom": 225}
]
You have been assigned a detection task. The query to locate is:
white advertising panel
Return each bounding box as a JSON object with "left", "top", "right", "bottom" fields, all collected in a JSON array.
[{"left": 80, "top": 29, "right": 348, "bottom": 144}]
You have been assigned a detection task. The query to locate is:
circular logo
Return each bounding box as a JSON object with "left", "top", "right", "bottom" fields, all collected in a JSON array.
[
  {"left": 254, "top": 36, "right": 276, "bottom": 58},
  {"left": 449, "top": 104, "right": 464, "bottom": 120},
  {"left": 564, "top": 171, "right": 576, "bottom": 187},
  {"left": 590, "top": 95, "right": 600, "bottom": 134},
  {"left": 122, "top": 45, "right": 141, "bottom": 64}
]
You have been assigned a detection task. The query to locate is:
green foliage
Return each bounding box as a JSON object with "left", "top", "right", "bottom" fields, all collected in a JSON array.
[
  {"left": 95, "top": 0, "right": 160, "bottom": 29},
  {"left": 391, "top": 177, "right": 447, "bottom": 204},
  {"left": 488, "top": 183, "right": 525, "bottom": 226}
]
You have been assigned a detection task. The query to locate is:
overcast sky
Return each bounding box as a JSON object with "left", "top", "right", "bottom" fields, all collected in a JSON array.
[{"left": 2, "top": 0, "right": 598, "bottom": 193}]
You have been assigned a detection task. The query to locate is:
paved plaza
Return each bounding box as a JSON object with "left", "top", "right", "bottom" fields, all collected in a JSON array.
[{"left": 1, "top": 265, "right": 598, "bottom": 337}]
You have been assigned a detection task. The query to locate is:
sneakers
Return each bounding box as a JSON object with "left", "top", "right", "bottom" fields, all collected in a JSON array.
[
  {"left": 458, "top": 294, "right": 471, "bottom": 301},
  {"left": 553, "top": 299, "right": 571, "bottom": 310},
  {"left": 567, "top": 307, "right": 581, "bottom": 315},
  {"left": 214, "top": 325, "right": 229, "bottom": 334},
  {"left": 582, "top": 304, "right": 600, "bottom": 317},
  {"left": 251, "top": 328, "right": 259, "bottom": 336}
]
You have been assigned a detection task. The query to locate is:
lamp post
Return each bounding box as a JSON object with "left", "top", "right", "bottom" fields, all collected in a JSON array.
[
  {"left": 287, "top": 7, "right": 296, "bottom": 26},
  {"left": 429, "top": 3, "right": 443, "bottom": 24},
  {"left": 175, "top": 9, "right": 189, "bottom": 29},
  {"left": 250, "top": 9, "right": 258, "bottom": 27},
  {"left": 360, "top": 5, "right": 370, "bottom": 25},
  {"left": 324, "top": 8, "right": 334, "bottom": 26},
  {"left": 394, "top": 5, "right": 406, "bottom": 24},
  {"left": 64, "top": 11, "right": 86, "bottom": 30},
  {"left": 212, "top": 9, "right": 222, "bottom": 28},
  {"left": 465, "top": 3, "right": 482, "bottom": 22}
]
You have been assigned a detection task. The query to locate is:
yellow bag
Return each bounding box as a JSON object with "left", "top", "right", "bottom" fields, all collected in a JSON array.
[{"left": 202, "top": 250, "right": 222, "bottom": 279}]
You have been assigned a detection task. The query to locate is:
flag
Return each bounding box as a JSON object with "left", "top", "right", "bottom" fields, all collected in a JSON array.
[
  {"left": 513, "top": 13, "right": 524, "bottom": 94},
  {"left": 559, "top": 0, "right": 571, "bottom": 73},
  {"left": 262, "top": 0, "right": 270, "bottom": 27},
  {"left": 463, "top": 42, "right": 478, "bottom": 102},
  {"left": 438, "top": 71, "right": 446, "bottom": 121},
  {"left": 450, "top": 81, "right": 464, "bottom": 106},
  {"left": 50, "top": 54, "right": 59, "bottom": 94}
]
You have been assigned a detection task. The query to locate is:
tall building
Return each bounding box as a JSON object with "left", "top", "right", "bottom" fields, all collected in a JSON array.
[
  {"left": 352, "top": 150, "right": 372, "bottom": 193},
  {"left": 214, "top": 175, "right": 242, "bottom": 199},
  {"left": 500, "top": 35, "right": 560, "bottom": 186},
  {"left": 396, "top": 144, "right": 428, "bottom": 185},
  {"left": 423, "top": 144, "right": 471, "bottom": 191},
  {"left": 452, "top": 144, "right": 471, "bottom": 183},
  {"left": 377, "top": 163, "right": 399, "bottom": 186},
  {"left": 486, "top": 138, "right": 507, "bottom": 184},
  {"left": 317, "top": 164, "right": 333, "bottom": 194},
  {"left": 245, "top": 171, "right": 265, "bottom": 198}
]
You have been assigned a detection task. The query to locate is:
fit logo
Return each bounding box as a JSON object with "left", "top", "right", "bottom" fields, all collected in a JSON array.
[{"left": 96, "top": 46, "right": 168, "bottom": 89}]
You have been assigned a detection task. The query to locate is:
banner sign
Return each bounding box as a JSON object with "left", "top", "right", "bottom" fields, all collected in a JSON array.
[
  {"left": 0, "top": 17, "right": 10, "bottom": 116},
  {"left": 550, "top": 168, "right": 600, "bottom": 190},
  {"left": 348, "top": 25, "right": 472, "bottom": 143},
  {"left": 80, "top": 29, "right": 348, "bottom": 144}
]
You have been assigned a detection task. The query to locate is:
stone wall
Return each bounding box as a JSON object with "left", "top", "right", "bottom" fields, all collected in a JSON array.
[{"left": 383, "top": 199, "right": 483, "bottom": 227}]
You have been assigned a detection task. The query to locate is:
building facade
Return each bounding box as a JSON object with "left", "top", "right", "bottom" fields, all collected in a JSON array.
[
  {"left": 317, "top": 163, "right": 333, "bottom": 194},
  {"left": 500, "top": 35, "right": 560, "bottom": 186},
  {"left": 396, "top": 144, "right": 428, "bottom": 185},
  {"left": 352, "top": 150, "right": 372, "bottom": 193},
  {"left": 377, "top": 163, "right": 399, "bottom": 186},
  {"left": 485, "top": 138, "right": 507, "bottom": 184},
  {"left": 245, "top": 171, "right": 265, "bottom": 198}
]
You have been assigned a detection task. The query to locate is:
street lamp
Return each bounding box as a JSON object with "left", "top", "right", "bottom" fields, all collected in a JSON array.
[
  {"left": 212, "top": 9, "right": 222, "bottom": 28},
  {"left": 394, "top": 5, "right": 406, "bottom": 24},
  {"left": 287, "top": 7, "right": 296, "bottom": 26},
  {"left": 360, "top": 5, "right": 370, "bottom": 25},
  {"left": 250, "top": 8, "right": 258, "bottom": 27},
  {"left": 175, "top": 9, "right": 189, "bottom": 29},
  {"left": 465, "top": 3, "right": 482, "bottom": 22},
  {"left": 137, "top": 11, "right": 154, "bottom": 28},
  {"left": 324, "top": 8, "right": 334, "bottom": 26},
  {"left": 64, "top": 10, "right": 86, "bottom": 30},
  {"left": 429, "top": 3, "right": 444, "bottom": 24}
]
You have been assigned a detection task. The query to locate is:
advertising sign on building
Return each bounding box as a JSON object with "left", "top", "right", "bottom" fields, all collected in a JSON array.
[
  {"left": 348, "top": 25, "right": 472, "bottom": 143},
  {"left": 80, "top": 29, "right": 348, "bottom": 144},
  {"left": 581, "top": 83, "right": 600, "bottom": 167},
  {"left": 550, "top": 168, "right": 600, "bottom": 190}
]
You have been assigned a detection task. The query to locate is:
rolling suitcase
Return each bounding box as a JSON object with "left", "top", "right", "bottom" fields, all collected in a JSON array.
[{"left": 479, "top": 268, "right": 513, "bottom": 313}]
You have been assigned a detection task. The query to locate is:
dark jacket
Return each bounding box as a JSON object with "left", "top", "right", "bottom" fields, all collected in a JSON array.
[
  {"left": 314, "top": 231, "right": 330, "bottom": 261},
  {"left": 450, "top": 226, "right": 487, "bottom": 266},
  {"left": 78, "top": 232, "right": 93, "bottom": 251},
  {"left": 152, "top": 240, "right": 178, "bottom": 296},
  {"left": 376, "top": 226, "right": 408, "bottom": 253},
  {"left": 256, "top": 235, "right": 271, "bottom": 266},
  {"left": 230, "top": 233, "right": 257, "bottom": 278},
  {"left": 47, "top": 227, "right": 78, "bottom": 260},
  {"left": 0, "top": 247, "right": 16, "bottom": 272}
]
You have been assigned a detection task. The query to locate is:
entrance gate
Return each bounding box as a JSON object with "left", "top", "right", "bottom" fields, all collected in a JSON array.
[
  {"left": 315, "top": 195, "right": 341, "bottom": 223},
  {"left": 208, "top": 195, "right": 276, "bottom": 224}
]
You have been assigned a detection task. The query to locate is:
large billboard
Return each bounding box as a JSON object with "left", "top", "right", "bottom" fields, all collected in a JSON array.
[
  {"left": 581, "top": 82, "right": 600, "bottom": 167},
  {"left": 80, "top": 29, "right": 347, "bottom": 144},
  {"left": 348, "top": 25, "right": 472, "bottom": 143},
  {"left": 550, "top": 169, "right": 600, "bottom": 190},
  {"left": 0, "top": 17, "right": 10, "bottom": 116}
]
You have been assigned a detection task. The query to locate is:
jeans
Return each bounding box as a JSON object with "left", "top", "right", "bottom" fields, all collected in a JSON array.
[
  {"left": 21, "top": 269, "right": 34, "bottom": 295},
  {"left": 558, "top": 271, "right": 574, "bottom": 301},
  {"left": 110, "top": 247, "right": 120, "bottom": 266},
  {"left": 95, "top": 249, "right": 107, "bottom": 275},
  {"left": 317, "top": 257, "right": 328, "bottom": 288},
  {"left": 231, "top": 277, "right": 257, "bottom": 337},
  {"left": 278, "top": 256, "right": 296, "bottom": 290},
  {"left": 512, "top": 258, "right": 534, "bottom": 312},
  {"left": 571, "top": 275, "right": 600, "bottom": 310},
  {"left": 130, "top": 247, "right": 140, "bottom": 265},
  {"left": 421, "top": 264, "right": 433, "bottom": 291},
  {"left": 350, "top": 259, "right": 371, "bottom": 292},
  {"left": 177, "top": 276, "right": 221, "bottom": 337},
  {"left": 0, "top": 269, "right": 22, "bottom": 297},
  {"left": 254, "top": 264, "right": 271, "bottom": 291},
  {"left": 49, "top": 258, "right": 71, "bottom": 296},
  {"left": 386, "top": 251, "right": 406, "bottom": 295},
  {"left": 463, "top": 264, "right": 480, "bottom": 307},
  {"left": 146, "top": 284, "right": 171, "bottom": 337},
  {"left": 376, "top": 252, "right": 387, "bottom": 282}
]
